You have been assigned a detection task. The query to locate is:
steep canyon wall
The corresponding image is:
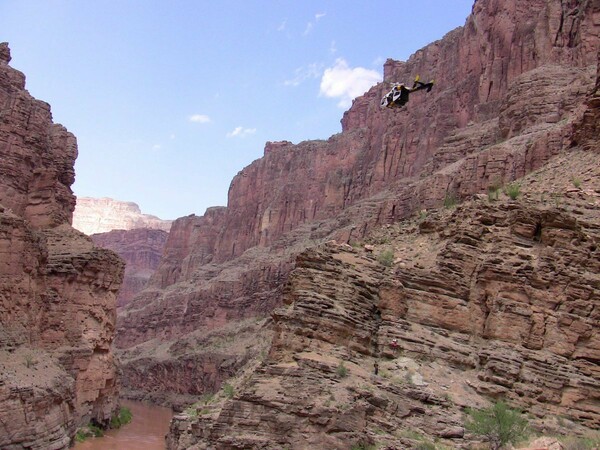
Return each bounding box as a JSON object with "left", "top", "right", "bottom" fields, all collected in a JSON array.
[
  {"left": 118, "top": 1, "right": 599, "bottom": 446},
  {"left": 0, "top": 43, "right": 124, "bottom": 449}
]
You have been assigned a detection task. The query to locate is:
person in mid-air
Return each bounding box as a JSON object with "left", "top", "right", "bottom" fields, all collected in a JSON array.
[{"left": 380, "top": 75, "right": 434, "bottom": 109}]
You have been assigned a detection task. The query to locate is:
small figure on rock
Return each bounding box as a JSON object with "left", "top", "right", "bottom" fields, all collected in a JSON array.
[{"left": 374, "top": 361, "right": 379, "bottom": 375}]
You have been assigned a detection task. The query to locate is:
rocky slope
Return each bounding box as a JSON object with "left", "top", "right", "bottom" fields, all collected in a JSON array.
[
  {"left": 168, "top": 153, "right": 600, "bottom": 447},
  {"left": 116, "top": 0, "right": 599, "bottom": 447},
  {"left": 73, "top": 196, "right": 172, "bottom": 235},
  {"left": 0, "top": 43, "right": 124, "bottom": 449}
]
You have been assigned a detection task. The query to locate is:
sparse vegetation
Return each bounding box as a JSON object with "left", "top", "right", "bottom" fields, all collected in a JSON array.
[
  {"left": 184, "top": 404, "right": 199, "bottom": 418},
  {"left": 377, "top": 248, "right": 394, "bottom": 267},
  {"left": 443, "top": 191, "right": 457, "bottom": 209},
  {"left": 336, "top": 360, "right": 349, "bottom": 378},
  {"left": 487, "top": 183, "right": 501, "bottom": 201},
  {"left": 464, "top": 401, "right": 529, "bottom": 450},
  {"left": 23, "top": 353, "right": 37, "bottom": 368},
  {"left": 110, "top": 406, "right": 132, "bottom": 429},
  {"left": 223, "top": 383, "right": 235, "bottom": 398},
  {"left": 200, "top": 393, "right": 215, "bottom": 405},
  {"left": 415, "top": 442, "right": 437, "bottom": 450},
  {"left": 571, "top": 177, "right": 582, "bottom": 188},
  {"left": 559, "top": 433, "right": 600, "bottom": 450},
  {"left": 74, "top": 429, "right": 87, "bottom": 442},
  {"left": 504, "top": 182, "right": 521, "bottom": 200}
]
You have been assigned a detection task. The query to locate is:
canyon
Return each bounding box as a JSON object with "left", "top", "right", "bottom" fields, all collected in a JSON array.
[
  {"left": 116, "top": 0, "right": 600, "bottom": 448},
  {"left": 0, "top": 43, "right": 124, "bottom": 448},
  {"left": 0, "top": 0, "right": 598, "bottom": 448}
]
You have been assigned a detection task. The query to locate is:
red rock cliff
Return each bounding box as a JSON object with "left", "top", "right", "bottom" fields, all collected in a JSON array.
[
  {"left": 119, "top": 2, "right": 599, "bottom": 443},
  {"left": 0, "top": 43, "right": 124, "bottom": 449},
  {"left": 154, "top": 0, "right": 599, "bottom": 273},
  {"left": 91, "top": 228, "right": 168, "bottom": 307}
]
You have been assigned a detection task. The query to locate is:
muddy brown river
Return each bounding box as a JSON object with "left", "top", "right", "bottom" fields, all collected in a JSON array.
[{"left": 74, "top": 400, "right": 173, "bottom": 450}]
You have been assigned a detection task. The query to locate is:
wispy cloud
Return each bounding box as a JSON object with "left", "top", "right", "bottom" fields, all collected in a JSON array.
[
  {"left": 189, "top": 114, "right": 211, "bottom": 123},
  {"left": 319, "top": 58, "right": 382, "bottom": 108},
  {"left": 226, "top": 126, "right": 257, "bottom": 138},
  {"left": 329, "top": 40, "right": 337, "bottom": 54},
  {"left": 277, "top": 19, "right": 287, "bottom": 31},
  {"left": 152, "top": 144, "right": 161, "bottom": 150},
  {"left": 284, "top": 63, "right": 323, "bottom": 87},
  {"left": 303, "top": 12, "right": 326, "bottom": 35}
]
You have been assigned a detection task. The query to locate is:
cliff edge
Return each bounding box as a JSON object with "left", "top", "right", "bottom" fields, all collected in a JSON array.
[{"left": 0, "top": 43, "right": 124, "bottom": 449}]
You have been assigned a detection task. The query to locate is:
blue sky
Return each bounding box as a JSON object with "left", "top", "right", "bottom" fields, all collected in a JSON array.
[{"left": 1, "top": 1, "right": 474, "bottom": 220}]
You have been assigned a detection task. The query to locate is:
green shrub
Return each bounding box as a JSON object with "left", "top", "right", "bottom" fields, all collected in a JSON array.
[
  {"left": 504, "top": 182, "right": 521, "bottom": 200},
  {"left": 110, "top": 406, "right": 133, "bottom": 429},
  {"left": 336, "top": 361, "right": 348, "bottom": 378},
  {"left": 465, "top": 401, "right": 528, "bottom": 450},
  {"left": 571, "top": 177, "right": 582, "bottom": 189},
  {"left": 200, "top": 393, "right": 215, "bottom": 405},
  {"left": 223, "top": 383, "right": 235, "bottom": 398},
  {"left": 74, "top": 429, "right": 87, "bottom": 442},
  {"left": 88, "top": 423, "right": 104, "bottom": 437},
  {"left": 444, "top": 191, "right": 457, "bottom": 208},
  {"left": 377, "top": 249, "right": 394, "bottom": 267}
]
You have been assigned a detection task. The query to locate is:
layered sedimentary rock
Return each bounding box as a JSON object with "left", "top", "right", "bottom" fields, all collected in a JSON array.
[
  {"left": 120, "top": 0, "right": 598, "bottom": 398},
  {"left": 0, "top": 43, "right": 124, "bottom": 449},
  {"left": 91, "top": 228, "right": 168, "bottom": 307},
  {"left": 168, "top": 151, "right": 600, "bottom": 448},
  {"left": 73, "top": 197, "right": 172, "bottom": 235}
]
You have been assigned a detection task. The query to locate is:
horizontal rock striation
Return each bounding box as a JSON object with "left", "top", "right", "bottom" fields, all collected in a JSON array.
[
  {"left": 119, "top": 0, "right": 599, "bottom": 412},
  {"left": 91, "top": 228, "right": 168, "bottom": 307},
  {"left": 73, "top": 197, "right": 172, "bottom": 235},
  {"left": 0, "top": 43, "right": 124, "bottom": 449},
  {"left": 168, "top": 164, "right": 600, "bottom": 447}
]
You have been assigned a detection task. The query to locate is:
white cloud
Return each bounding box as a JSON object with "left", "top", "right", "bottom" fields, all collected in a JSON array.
[
  {"left": 226, "top": 126, "right": 257, "bottom": 138},
  {"left": 319, "top": 58, "right": 382, "bottom": 108},
  {"left": 152, "top": 144, "right": 161, "bottom": 150},
  {"left": 277, "top": 19, "right": 287, "bottom": 31},
  {"left": 189, "top": 114, "right": 211, "bottom": 123},
  {"left": 303, "top": 12, "right": 325, "bottom": 36},
  {"left": 284, "top": 63, "right": 322, "bottom": 87}
]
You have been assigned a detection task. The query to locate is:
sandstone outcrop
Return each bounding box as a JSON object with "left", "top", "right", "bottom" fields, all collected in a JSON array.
[
  {"left": 0, "top": 43, "right": 124, "bottom": 449},
  {"left": 73, "top": 196, "right": 172, "bottom": 235}
]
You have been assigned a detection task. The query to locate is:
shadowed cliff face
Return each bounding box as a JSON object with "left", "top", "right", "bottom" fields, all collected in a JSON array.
[
  {"left": 91, "top": 228, "right": 169, "bottom": 307},
  {"left": 0, "top": 43, "right": 124, "bottom": 449}
]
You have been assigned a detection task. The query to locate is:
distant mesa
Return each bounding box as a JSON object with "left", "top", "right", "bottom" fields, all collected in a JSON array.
[{"left": 73, "top": 196, "right": 172, "bottom": 234}]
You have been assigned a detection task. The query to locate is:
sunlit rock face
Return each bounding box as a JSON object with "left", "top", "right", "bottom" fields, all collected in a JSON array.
[
  {"left": 73, "top": 197, "right": 172, "bottom": 235},
  {"left": 114, "top": 0, "right": 600, "bottom": 447},
  {"left": 0, "top": 42, "right": 124, "bottom": 449}
]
